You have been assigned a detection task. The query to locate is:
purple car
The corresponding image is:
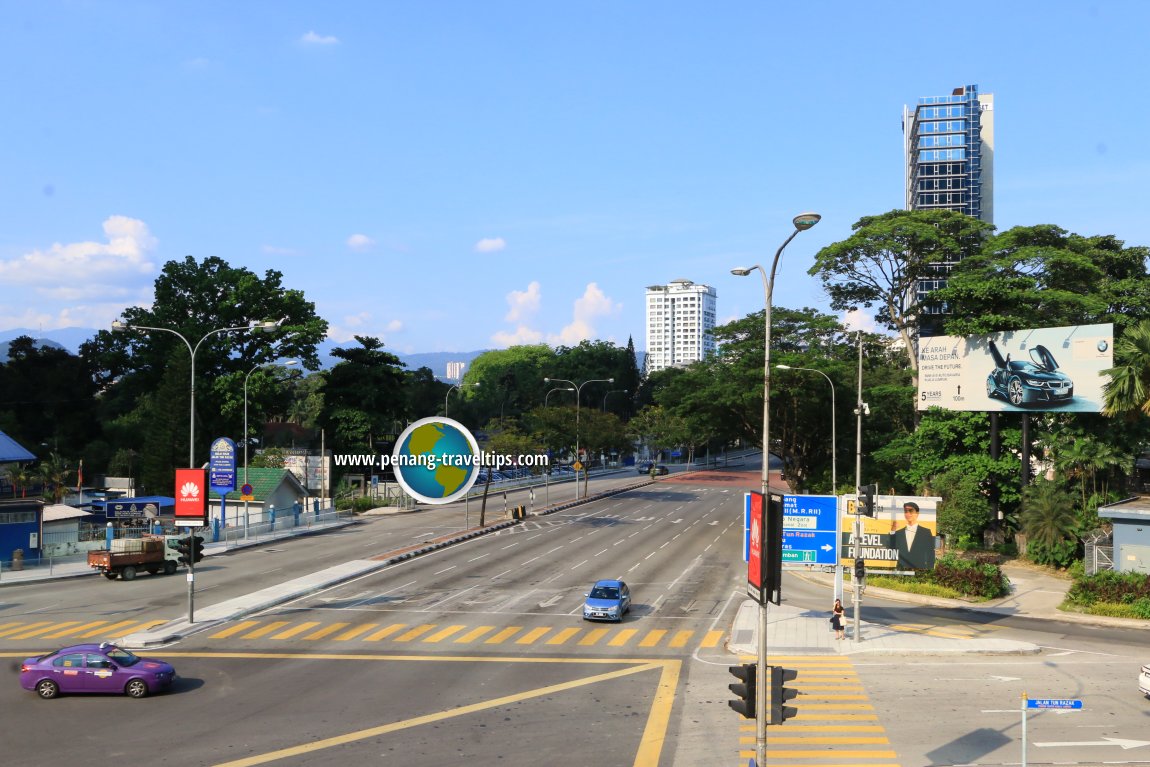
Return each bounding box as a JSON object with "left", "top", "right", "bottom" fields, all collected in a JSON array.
[{"left": 19, "top": 642, "right": 176, "bottom": 699}]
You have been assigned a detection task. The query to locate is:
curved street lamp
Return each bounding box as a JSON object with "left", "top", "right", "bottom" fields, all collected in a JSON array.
[
  {"left": 444, "top": 381, "right": 480, "bottom": 417},
  {"left": 730, "top": 211, "right": 820, "bottom": 767},
  {"left": 601, "top": 388, "right": 629, "bottom": 412},
  {"left": 543, "top": 376, "right": 613, "bottom": 498},
  {"left": 775, "top": 364, "right": 836, "bottom": 496}
]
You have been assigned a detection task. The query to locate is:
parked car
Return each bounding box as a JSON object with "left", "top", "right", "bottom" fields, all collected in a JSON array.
[
  {"left": 986, "top": 340, "right": 1075, "bottom": 407},
  {"left": 19, "top": 642, "right": 176, "bottom": 699},
  {"left": 582, "top": 579, "right": 632, "bottom": 622},
  {"left": 653, "top": 465, "right": 669, "bottom": 475},
  {"left": 637, "top": 463, "right": 654, "bottom": 474},
  {"left": 1140, "top": 662, "right": 1150, "bottom": 698}
]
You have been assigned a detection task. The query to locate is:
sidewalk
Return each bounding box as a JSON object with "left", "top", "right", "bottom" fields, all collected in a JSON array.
[
  {"left": 728, "top": 562, "right": 1150, "bottom": 657},
  {"left": 0, "top": 514, "right": 357, "bottom": 586}
]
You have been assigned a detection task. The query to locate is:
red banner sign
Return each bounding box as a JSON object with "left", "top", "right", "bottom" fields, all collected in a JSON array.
[
  {"left": 747, "top": 491, "right": 764, "bottom": 603},
  {"left": 174, "top": 468, "right": 206, "bottom": 522}
]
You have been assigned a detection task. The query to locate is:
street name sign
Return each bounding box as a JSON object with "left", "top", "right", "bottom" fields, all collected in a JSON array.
[{"left": 782, "top": 494, "right": 838, "bottom": 565}]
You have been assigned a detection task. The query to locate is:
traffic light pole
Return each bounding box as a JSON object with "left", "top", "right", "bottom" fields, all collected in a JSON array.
[{"left": 187, "top": 554, "right": 195, "bottom": 624}]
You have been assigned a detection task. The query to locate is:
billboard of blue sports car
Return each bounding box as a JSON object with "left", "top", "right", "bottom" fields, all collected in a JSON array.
[{"left": 917, "top": 323, "right": 1113, "bottom": 412}]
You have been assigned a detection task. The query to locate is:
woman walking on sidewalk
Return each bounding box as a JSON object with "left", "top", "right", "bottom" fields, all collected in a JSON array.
[{"left": 831, "top": 598, "right": 845, "bottom": 640}]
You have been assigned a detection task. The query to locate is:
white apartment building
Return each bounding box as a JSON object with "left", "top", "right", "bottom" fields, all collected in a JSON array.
[{"left": 644, "top": 278, "right": 717, "bottom": 373}]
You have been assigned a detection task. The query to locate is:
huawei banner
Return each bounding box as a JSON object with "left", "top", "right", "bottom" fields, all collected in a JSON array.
[
  {"left": 174, "top": 468, "right": 207, "bottom": 525},
  {"left": 917, "top": 323, "right": 1113, "bottom": 413}
]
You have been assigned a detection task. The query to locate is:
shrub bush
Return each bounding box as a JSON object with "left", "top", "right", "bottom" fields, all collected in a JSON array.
[
  {"left": 920, "top": 554, "right": 1011, "bottom": 599},
  {"left": 1066, "top": 570, "right": 1150, "bottom": 607}
]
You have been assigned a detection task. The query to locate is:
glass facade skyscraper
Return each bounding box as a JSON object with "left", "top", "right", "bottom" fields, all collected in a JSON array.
[{"left": 903, "top": 84, "right": 995, "bottom": 333}]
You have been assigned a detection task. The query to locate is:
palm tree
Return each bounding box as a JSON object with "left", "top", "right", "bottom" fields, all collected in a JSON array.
[
  {"left": 3, "top": 463, "right": 32, "bottom": 497},
  {"left": 36, "top": 453, "right": 70, "bottom": 503},
  {"left": 1020, "top": 479, "right": 1078, "bottom": 566},
  {"left": 1103, "top": 319, "right": 1150, "bottom": 417}
]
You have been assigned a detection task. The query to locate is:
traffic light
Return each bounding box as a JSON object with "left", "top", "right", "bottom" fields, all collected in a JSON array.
[
  {"left": 860, "top": 483, "right": 877, "bottom": 517},
  {"left": 769, "top": 666, "right": 798, "bottom": 725},
  {"left": 191, "top": 535, "right": 205, "bottom": 563},
  {"left": 854, "top": 558, "right": 866, "bottom": 581},
  {"left": 175, "top": 536, "right": 192, "bottom": 565},
  {"left": 727, "top": 663, "right": 756, "bottom": 719}
]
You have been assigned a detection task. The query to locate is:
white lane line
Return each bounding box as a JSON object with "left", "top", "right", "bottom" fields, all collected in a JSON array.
[
  {"left": 570, "top": 559, "right": 589, "bottom": 570},
  {"left": 434, "top": 565, "right": 457, "bottom": 575},
  {"left": 468, "top": 553, "right": 490, "bottom": 562}
]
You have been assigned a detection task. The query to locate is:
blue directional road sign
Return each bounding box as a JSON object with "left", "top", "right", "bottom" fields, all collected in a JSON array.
[
  {"left": 782, "top": 495, "right": 839, "bottom": 565},
  {"left": 1026, "top": 698, "right": 1082, "bottom": 709}
]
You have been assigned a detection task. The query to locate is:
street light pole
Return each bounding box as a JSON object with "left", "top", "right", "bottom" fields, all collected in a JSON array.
[
  {"left": 111, "top": 317, "right": 283, "bottom": 624},
  {"left": 601, "top": 388, "right": 628, "bottom": 412},
  {"left": 444, "top": 381, "right": 480, "bottom": 417},
  {"left": 775, "top": 365, "right": 836, "bottom": 496},
  {"left": 543, "top": 376, "right": 614, "bottom": 499},
  {"left": 853, "top": 331, "right": 866, "bottom": 643},
  {"left": 731, "top": 211, "right": 820, "bottom": 767},
  {"left": 544, "top": 386, "right": 575, "bottom": 506}
]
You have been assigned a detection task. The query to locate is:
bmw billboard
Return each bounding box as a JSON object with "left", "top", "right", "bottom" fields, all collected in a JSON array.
[{"left": 917, "top": 323, "right": 1113, "bottom": 412}]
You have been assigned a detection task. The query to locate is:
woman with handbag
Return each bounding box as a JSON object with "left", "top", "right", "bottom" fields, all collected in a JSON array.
[{"left": 830, "top": 598, "right": 845, "bottom": 640}]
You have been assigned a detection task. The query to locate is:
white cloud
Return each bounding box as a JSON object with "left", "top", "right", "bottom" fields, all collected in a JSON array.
[
  {"left": 325, "top": 313, "right": 405, "bottom": 345},
  {"left": 346, "top": 233, "right": 375, "bottom": 252},
  {"left": 0, "top": 216, "right": 157, "bottom": 298},
  {"left": 475, "top": 237, "right": 506, "bottom": 253},
  {"left": 301, "top": 31, "right": 339, "bottom": 45},
  {"left": 504, "top": 281, "right": 541, "bottom": 323},
  {"left": 491, "top": 326, "right": 545, "bottom": 347},
  {"left": 385, "top": 319, "right": 404, "bottom": 333},
  {"left": 550, "top": 283, "right": 621, "bottom": 345},
  {"left": 842, "top": 309, "right": 878, "bottom": 333}
]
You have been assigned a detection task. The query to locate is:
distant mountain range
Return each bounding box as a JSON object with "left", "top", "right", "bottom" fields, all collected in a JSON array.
[{"left": 0, "top": 327, "right": 487, "bottom": 379}]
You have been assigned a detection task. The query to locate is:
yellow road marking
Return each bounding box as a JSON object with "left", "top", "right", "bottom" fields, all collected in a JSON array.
[
  {"left": 363, "top": 624, "right": 406, "bottom": 641},
  {"left": 485, "top": 627, "right": 521, "bottom": 644},
  {"left": 203, "top": 658, "right": 676, "bottom": 767},
  {"left": 334, "top": 624, "right": 380, "bottom": 641},
  {"left": 638, "top": 630, "right": 667, "bottom": 648},
  {"left": 453, "top": 626, "right": 494, "bottom": 643},
  {"left": 303, "top": 622, "right": 351, "bottom": 640},
  {"left": 545, "top": 627, "right": 581, "bottom": 645},
  {"left": 609, "top": 628, "right": 638, "bottom": 646},
  {"left": 77, "top": 619, "right": 140, "bottom": 638},
  {"left": 762, "top": 750, "right": 896, "bottom": 759},
  {"left": 271, "top": 622, "right": 321, "bottom": 640},
  {"left": 40, "top": 620, "right": 111, "bottom": 639},
  {"left": 0, "top": 622, "right": 49, "bottom": 637},
  {"left": 423, "top": 625, "right": 465, "bottom": 643},
  {"left": 515, "top": 627, "right": 551, "bottom": 644},
  {"left": 243, "top": 622, "right": 291, "bottom": 639},
  {"left": 766, "top": 736, "right": 890, "bottom": 744},
  {"left": 668, "top": 630, "right": 693, "bottom": 648},
  {"left": 6, "top": 621, "right": 84, "bottom": 640},
  {"left": 394, "top": 624, "right": 435, "bottom": 642},
  {"left": 578, "top": 628, "right": 609, "bottom": 646},
  {"left": 700, "top": 629, "right": 723, "bottom": 648},
  {"left": 211, "top": 621, "right": 261, "bottom": 639}
]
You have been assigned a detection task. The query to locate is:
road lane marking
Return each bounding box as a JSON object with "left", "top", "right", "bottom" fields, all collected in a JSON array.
[
  {"left": 206, "top": 658, "right": 676, "bottom": 767},
  {"left": 700, "top": 630, "right": 724, "bottom": 648},
  {"left": 303, "top": 622, "right": 352, "bottom": 640},
  {"left": 485, "top": 627, "right": 521, "bottom": 644},
  {"left": 453, "top": 626, "right": 495, "bottom": 643},
  {"left": 5, "top": 621, "right": 84, "bottom": 640},
  {"left": 609, "top": 628, "right": 638, "bottom": 646},
  {"left": 363, "top": 624, "right": 407, "bottom": 642},
  {"left": 578, "top": 628, "right": 609, "bottom": 646},
  {"left": 271, "top": 622, "right": 322, "bottom": 640},
  {"left": 545, "top": 627, "right": 581, "bottom": 645},
  {"left": 243, "top": 621, "right": 292, "bottom": 639},
  {"left": 638, "top": 630, "right": 667, "bottom": 647},
  {"left": 424, "top": 625, "right": 466, "bottom": 643},
  {"left": 334, "top": 624, "right": 381, "bottom": 641},
  {"left": 515, "top": 627, "right": 551, "bottom": 644},
  {"left": 0, "top": 621, "right": 51, "bottom": 637},
  {"left": 394, "top": 624, "right": 436, "bottom": 642}
]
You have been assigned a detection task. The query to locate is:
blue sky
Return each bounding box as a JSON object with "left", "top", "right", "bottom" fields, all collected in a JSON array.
[{"left": 2, "top": 1, "right": 1147, "bottom": 355}]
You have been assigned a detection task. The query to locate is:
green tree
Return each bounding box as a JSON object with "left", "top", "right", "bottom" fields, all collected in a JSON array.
[
  {"left": 932, "top": 469, "right": 993, "bottom": 548},
  {"left": 87, "top": 255, "right": 326, "bottom": 494},
  {"left": 319, "top": 336, "right": 407, "bottom": 455},
  {"left": 466, "top": 345, "right": 557, "bottom": 427},
  {"left": 808, "top": 209, "right": 994, "bottom": 370},
  {"left": 1020, "top": 478, "right": 1079, "bottom": 567},
  {"left": 1103, "top": 319, "right": 1150, "bottom": 418},
  {"left": 36, "top": 452, "right": 72, "bottom": 503}
]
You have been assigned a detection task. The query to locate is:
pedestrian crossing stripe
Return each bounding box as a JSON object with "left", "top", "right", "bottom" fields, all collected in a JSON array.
[
  {"left": 739, "top": 655, "right": 901, "bottom": 766},
  {"left": 2, "top": 618, "right": 727, "bottom": 652},
  {"left": 0, "top": 618, "right": 168, "bottom": 641}
]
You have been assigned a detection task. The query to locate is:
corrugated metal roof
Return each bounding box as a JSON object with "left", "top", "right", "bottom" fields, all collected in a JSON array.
[{"left": 0, "top": 431, "right": 36, "bottom": 463}]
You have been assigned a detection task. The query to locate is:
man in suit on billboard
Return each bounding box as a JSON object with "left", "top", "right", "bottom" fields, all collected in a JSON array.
[{"left": 890, "top": 501, "right": 935, "bottom": 570}]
